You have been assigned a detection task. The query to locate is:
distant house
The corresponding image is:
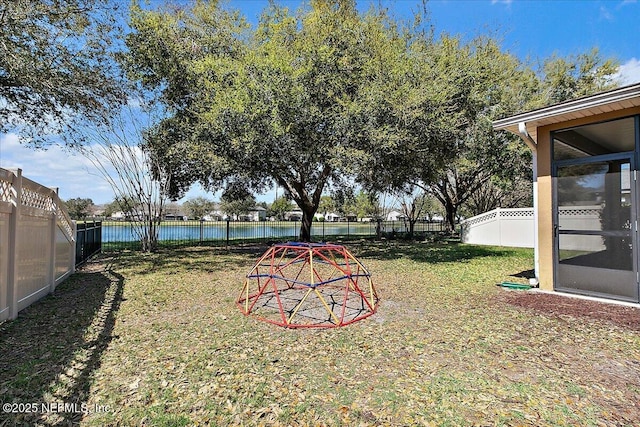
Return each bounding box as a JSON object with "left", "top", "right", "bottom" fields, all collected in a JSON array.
[
  {"left": 284, "top": 209, "right": 303, "bottom": 221},
  {"left": 386, "top": 210, "right": 406, "bottom": 221},
  {"left": 164, "top": 204, "right": 187, "bottom": 220},
  {"left": 164, "top": 204, "right": 189, "bottom": 220},
  {"left": 325, "top": 212, "right": 341, "bottom": 222},
  {"left": 202, "top": 211, "right": 224, "bottom": 221},
  {"left": 111, "top": 210, "right": 147, "bottom": 221},
  {"left": 110, "top": 211, "right": 126, "bottom": 220},
  {"left": 249, "top": 206, "right": 267, "bottom": 221},
  {"left": 237, "top": 207, "right": 267, "bottom": 221},
  {"left": 202, "top": 203, "right": 225, "bottom": 221},
  {"left": 164, "top": 213, "right": 188, "bottom": 221},
  {"left": 324, "top": 212, "right": 357, "bottom": 222}
]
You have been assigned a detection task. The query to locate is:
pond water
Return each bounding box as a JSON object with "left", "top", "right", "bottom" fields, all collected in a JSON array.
[{"left": 102, "top": 221, "right": 377, "bottom": 243}]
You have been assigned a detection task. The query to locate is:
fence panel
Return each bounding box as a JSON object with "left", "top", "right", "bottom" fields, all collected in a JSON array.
[
  {"left": 76, "top": 221, "right": 102, "bottom": 266},
  {"left": 0, "top": 169, "right": 13, "bottom": 321},
  {"left": 460, "top": 208, "right": 535, "bottom": 248},
  {"left": 16, "top": 208, "right": 51, "bottom": 312},
  {"left": 460, "top": 206, "right": 610, "bottom": 249},
  {"left": 0, "top": 168, "right": 75, "bottom": 322}
]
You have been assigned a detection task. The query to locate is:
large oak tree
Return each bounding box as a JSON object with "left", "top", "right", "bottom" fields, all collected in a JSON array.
[
  {"left": 419, "top": 40, "right": 618, "bottom": 231},
  {"left": 124, "top": 0, "right": 454, "bottom": 241}
]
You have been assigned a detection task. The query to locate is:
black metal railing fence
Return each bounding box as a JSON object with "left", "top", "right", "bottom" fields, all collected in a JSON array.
[
  {"left": 100, "top": 219, "right": 447, "bottom": 252},
  {"left": 76, "top": 220, "right": 102, "bottom": 265}
]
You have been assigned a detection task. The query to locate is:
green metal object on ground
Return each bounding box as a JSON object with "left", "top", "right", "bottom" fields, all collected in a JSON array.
[{"left": 498, "top": 282, "right": 532, "bottom": 290}]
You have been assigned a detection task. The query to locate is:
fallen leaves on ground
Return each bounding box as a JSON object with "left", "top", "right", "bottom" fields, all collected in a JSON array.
[{"left": 1, "top": 242, "right": 638, "bottom": 426}]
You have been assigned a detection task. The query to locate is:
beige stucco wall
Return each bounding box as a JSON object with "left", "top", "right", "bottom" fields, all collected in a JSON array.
[
  {"left": 536, "top": 123, "right": 553, "bottom": 291},
  {"left": 535, "top": 107, "right": 640, "bottom": 292}
]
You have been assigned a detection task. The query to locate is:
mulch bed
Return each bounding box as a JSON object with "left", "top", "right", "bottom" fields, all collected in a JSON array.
[{"left": 498, "top": 290, "right": 640, "bottom": 332}]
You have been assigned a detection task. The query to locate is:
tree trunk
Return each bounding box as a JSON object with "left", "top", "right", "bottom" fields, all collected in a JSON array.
[
  {"left": 299, "top": 208, "right": 315, "bottom": 242},
  {"left": 432, "top": 182, "right": 457, "bottom": 234},
  {"left": 445, "top": 200, "right": 457, "bottom": 233},
  {"left": 277, "top": 166, "right": 330, "bottom": 243}
]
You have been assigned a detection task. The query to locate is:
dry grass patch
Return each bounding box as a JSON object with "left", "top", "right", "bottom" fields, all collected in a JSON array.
[{"left": 1, "top": 242, "right": 639, "bottom": 426}]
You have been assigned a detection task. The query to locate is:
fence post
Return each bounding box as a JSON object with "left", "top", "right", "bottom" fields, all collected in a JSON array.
[
  {"left": 199, "top": 218, "right": 204, "bottom": 244},
  {"left": 497, "top": 207, "right": 502, "bottom": 246},
  {"left": 7, "top": 169, "right": 22, "bottom": 320},
  {"left": 96, "top": 221, "right": 101, "bottom": 258},
  {"left": 78, "top": 222, "right": 85, "bottom": 266},
  {"left": 48, "top": 188, "right": 58, "bottom": 293},
  {"left": 89, "top": 220, "right": 95, "bottom": 256},
  {"left": 71, "top": 221, "right": 77, "bottom": 274},
  {"left": 226, "top": 219, "right": 230, "bottom": 249}
]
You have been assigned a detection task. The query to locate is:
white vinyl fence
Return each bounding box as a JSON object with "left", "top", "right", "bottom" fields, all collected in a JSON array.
[
  {"left": 0, "top": 168, "right": 76, "bottom": 321},
  {"left": 460, "top": 208, "right": 535, "bottom": 248},
  {"left": 461, "top": 206, "right": 608, "bottom": 250}
]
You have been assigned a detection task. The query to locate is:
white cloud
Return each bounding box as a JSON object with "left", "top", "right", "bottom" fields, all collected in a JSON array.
[
  {"left": 615, "top": 58, "right": 640, "bottom": 86},
  {"left": 0, "top": 133, "right": 21, "bottom": 162},
  {"left": 0, "top": 134, "right": 273, "bottom": 205},
  {"left": 0, "top": 133, "right": 116, "bottom": 204},
  {"left": 599, "top": 6, "right": 614, "bottom": 21}
]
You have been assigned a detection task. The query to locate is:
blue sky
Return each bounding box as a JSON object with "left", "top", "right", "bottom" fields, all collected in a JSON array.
[{"left": 1, "top": 0, "right": 639, "bottom": 205}]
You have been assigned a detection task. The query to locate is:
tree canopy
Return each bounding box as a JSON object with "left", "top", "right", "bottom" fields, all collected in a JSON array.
[
  {"left": 183, "top": 197, "right": 216, "bottom": 220},
  {"left": 124, "top": 0, "right": 456, "bottom": 241},
  {"left": 535, "top": 48, "right": 619, "bottom": 106},
  {"left": 123, "top": 0, "right": 621, "bottom": 238},
  {"left": 0, "top": 0, "right": 127, "bottom": 146},
  {"left": 219, "top": 183, "right": 256, "bottom": 219},
  {"left": 268, "top": 196, "right": 293, "bottom": 221},
  {"left": 63, "top": 197, "right": 94, "bottom": 220},
  {"left": 419, "top": 41, "right": 618, "bottom": 230},
  {"left": 362, "top": 33, "right": 538, "bottom": 230}
]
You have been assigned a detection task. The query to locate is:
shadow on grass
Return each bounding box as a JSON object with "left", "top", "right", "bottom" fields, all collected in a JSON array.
[
  {"left": 96, "top": 239, "right": 523, "bottom": 291},
  {"left": 0, "top": 265, "right": 124, "bottom": 425},
  {"left": 510, "top": 268, "right": 536, "bottom": 279},
  {"left": 107, "top": 241, "right": 516, "bottom": 274},
  {"left": 352, "top": 240, "right": 515, "bottom": 264},
  {"left": 107, "top": 244, "right": 266, "bottom": 275}
]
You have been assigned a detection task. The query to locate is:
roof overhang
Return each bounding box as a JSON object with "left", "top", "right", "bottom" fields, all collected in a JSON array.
[{"left": 493, "top": 83, "right": 640, "bottom": 141}]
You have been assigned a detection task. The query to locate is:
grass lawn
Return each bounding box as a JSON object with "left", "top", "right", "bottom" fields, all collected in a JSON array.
[{"left": 1, "top": 241, "right": 639, "bottom": 426}]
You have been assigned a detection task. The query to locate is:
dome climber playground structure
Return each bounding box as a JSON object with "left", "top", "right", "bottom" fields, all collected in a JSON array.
[{"left": 237, "top": 242, "right": 379, "bottom": 328}]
